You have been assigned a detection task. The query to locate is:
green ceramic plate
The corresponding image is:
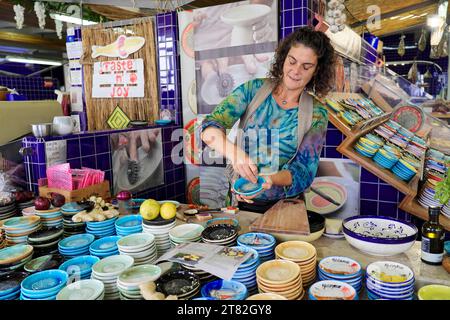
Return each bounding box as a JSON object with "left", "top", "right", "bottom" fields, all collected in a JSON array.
[
  {"left": 0, "top": 244, "right": 33, "bottom": 265},
  {"left": 92, "top": 255, "right": 134, "bottom": 276},
  {"left": 56, "top": 279, "right": 105, "bottom": 300},
  {"left": 3, "top": 216, "right": 40, "bottom": 230},
  {"left": 23, "top": 254, "right": 53, "bottom": 272},
  {"left": 117, "top": 233, "right": 154, "bottom": 250},
  {"left": 418, "top": 285, "right": 450, "bottom": 300},
  {"left": 117, "top": 265, "right": 161, "bottom": 286}
]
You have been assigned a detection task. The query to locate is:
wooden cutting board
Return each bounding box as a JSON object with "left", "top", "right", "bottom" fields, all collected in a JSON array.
[{"left": 249, "top": 199, "right": 310, "bottom": 235}]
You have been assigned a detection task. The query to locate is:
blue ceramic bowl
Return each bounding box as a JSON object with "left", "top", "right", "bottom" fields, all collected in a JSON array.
[
  {"left": 58, "top": 255, "right": 100, "bottom": 275},
  {"left": 201, "top": 279, "right": 248, "bottom": 300},
  {"left": 115, "top": 215, "right": 142, "bottom": 229},
  {"left": 237, "top": 232, "right": 276, "bottom": 250},
  {"left": 89, "top": 236, "right": 121, "bottom": 252},
  {"left": 155, "top": 119, "right": 172, "bottom": 125},
  {"left": 233, "top": 177, "right": 266, "bottom": 196},
  {"left": 58, "top": 234, "right": 95, "bottom": 250},
  {"left": 21, "top": 270, "right": 68, "bottom": 296},
  {"left": 0, "top": 289, "right": 21, "bottom": 300},
  {"left": 86, "top": 218, "right": 117, "bottom": 228}
]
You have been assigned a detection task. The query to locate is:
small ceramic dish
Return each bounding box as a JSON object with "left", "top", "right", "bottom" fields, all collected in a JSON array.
[
  {"left": 89, "top": 236, "right": 121, "bottom": 252},
  {"left": 237, "top": 232, "right": 276, "bottom": 249},
  {"left": 169, "top": 224, "right": 205, "bottom": 241},
  {"left": 275, "top": 241, "right": 316, "bottom": 262},
  {"left": 21, "top": 269, "right": 68, "bottom": 296},
  {"left": 201, "top": 224, "right": 237, "bottom": 242},
  {"left": 58, "top": 234, "right": 95, "bottom": 251},
  {"left": 309, "top": 280, "right": 356, "bottom": 300},
  {"left": 256, "top": 259, "right": 300, "bottom": 285},
  {"left": 366, "top": 261, "right": 414, "bottom": 285},
  {"left": 117, "top": 265, "right": 161, "bottom": 286},
  {"left": 418, "top": 284, "right": 450, "bottom": 300},
  {"left": 0, "top": 271, "right": 29, "bottom": 294},
  {"left": 318, "top": 256, "right": 361, "bottom": 277},
  {"left": 117, "top": 233, "right": 155, "bottom": 251},
  {"left": 56, "top": 279, "right": 104, "bottom": 300},
  {"left": 115, "top": 215, "right": 142, "bottom": 229},
  {"left": 201, "top": 279, "right": 248, "bottom": 300},
  {"left": 91, "top": 255, "right": 134, "bottom": 277},
  {"left": 155, "top": 119, "right": 172, "bottom": 125},
  {"left": 0, "top": 244, "right": 34, "bottom": 265},
  {"left": 233, "top": 177, "right": 265, "bottom": 196},
  {"left": 156, "top": 270, "right": 200, "bottom": 296}
]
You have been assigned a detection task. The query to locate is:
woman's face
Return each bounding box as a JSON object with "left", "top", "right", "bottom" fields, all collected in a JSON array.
[{"left": 282, "top": 43, "right": 318, "bottom": 91}]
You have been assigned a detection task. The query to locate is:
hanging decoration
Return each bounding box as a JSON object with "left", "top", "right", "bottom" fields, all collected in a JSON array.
[
  {"left": 418, "top": 29, "right": 427, "bottom": 52},
  {"left": 407, "top": 60, "right": 418, "bottom": 84},
  {"left": 34, "top": 2, "right": 46, "bottom": 30},
  {"left": 437, "top": 27, "right": 449, "bottom": 58},
  {"left": 397, "top": 35, "right": 405, "bottom": 57},
  {"left": 55, "top": 19, "right": 63, "bottom": 39},
  {"left": 13, "top": 4, "right": 25, "bottom": 30},
  {"left": 325, "top": 0, "right": 346, "bottom": 33},
  {"left": 424, "top": 68, "right": 432, "bottom": 79}
]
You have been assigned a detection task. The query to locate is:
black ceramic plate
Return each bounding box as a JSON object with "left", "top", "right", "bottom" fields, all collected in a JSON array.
[
  {"left": 201, "top": 224, "right": 237, "bottom": 241},
  {"left": 307, "top": 211, "right": 325, "bottom": 233},
  {"left": 0, "top": 271, "right": 29, "bottom": 291},
  {"left": 156, "top": 270, "right": 200, "bottom": 296},
  {"left": 27, "top": 227, "right": 64, "bottom": 243},
  {"left": 142, "top": 215, "right": 175, "bottom": 226}
]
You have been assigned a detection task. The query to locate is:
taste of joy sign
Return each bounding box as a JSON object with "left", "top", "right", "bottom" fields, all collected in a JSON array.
[{"left": 92, "top": 59, "right": 144, "bottom": 98}]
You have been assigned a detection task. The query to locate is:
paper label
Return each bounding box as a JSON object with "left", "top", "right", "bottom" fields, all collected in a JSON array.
[
  {"left": 45, "top": 140, "right": 67, "bottom": 168},
  {"left": 66, "top": 41, "right": 83, "bottom": 59}
]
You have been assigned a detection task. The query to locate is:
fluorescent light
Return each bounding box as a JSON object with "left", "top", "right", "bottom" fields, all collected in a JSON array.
[
  {"left": 399, "top": 14, "right": 414, "bottom": 20},
  {"left": 390, "top": 16, "right": 399, "bottom": 20},
  {"left": 5, "top": 56, "right": 62, "bottom": 66},
  {"left": 427, "top": 15, "right": 444, "bottom": 28},
  {"left": 50, "top": 13, "right": 97, "bottom": 25}
]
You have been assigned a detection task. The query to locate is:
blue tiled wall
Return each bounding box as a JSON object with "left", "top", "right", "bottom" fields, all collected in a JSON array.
[{"left": 0, "top": 76, "right": 58, "bottom": 100}]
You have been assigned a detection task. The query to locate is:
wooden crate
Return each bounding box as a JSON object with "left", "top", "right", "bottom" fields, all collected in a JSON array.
[{"left": 38, "top": 181, "right": 111, "bottom": 203}]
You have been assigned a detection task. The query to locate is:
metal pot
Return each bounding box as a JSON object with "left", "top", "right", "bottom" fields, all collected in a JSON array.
[{"left": 31, "top": 123, "right": 53, "bottom": 138}]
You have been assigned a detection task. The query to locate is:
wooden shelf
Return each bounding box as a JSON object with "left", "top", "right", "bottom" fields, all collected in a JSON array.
[
  {"left": 399, "top": 195, "right": 450, "bottom": 231},
  {"left": 431, "top": 113, "right": 450, "bottom": 119}
]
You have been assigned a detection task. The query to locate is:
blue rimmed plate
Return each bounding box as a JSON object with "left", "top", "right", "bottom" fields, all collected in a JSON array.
[
  {"left": 21, "top": 269, "right": 68, "bottom": 296},
  {"left": 237, "top": 232, "right": 275, "bottom": 250},
  {"left": 233, "top": 177, "right": 265, "bottom": 196},
  {"left": 58, "top": 234, "right": 95, "bottom": 251},
  {"left": 59, "top": 255, "right": 100, "bottom": 274},
  {"left": 89, "top": 236, "right": 121, "bottom": 252},
  {"left": 201, "top": 279, "right": 248, "bottom": 300},
  {"left": 115, "top": 215, "right": 142, "bottom": 229}
]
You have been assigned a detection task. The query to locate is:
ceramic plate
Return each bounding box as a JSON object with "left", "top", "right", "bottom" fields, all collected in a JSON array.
[
  {"left": 115, "top": 215, "right": 142, "bottom": 229},
  {"left": 156, "top": 270, "right": 200, "bottom": 296},
  {"left": 23, "top": 254, "right": 54, "bottom": 273},
  {"left": 169, "top": 224, "right": 204, "bottom": 241},
  {"left": 237, "top": 232, "right": 275, "bottom": 249},
  {"left": 0, "top": 244, "right": 33, "bottom": 265},
  {"left": 27, "top": 227, "right": 64, "bottom": 243},
  {"left": 92, "top": 255, "right": 134, "bottom": 276},
  {"left": 233, "top": 177, "right": 265, "bottom": 196},
  {"left": 201, "top": 279, "right": 248, "bottom": 300},
  {"left": 59, "top": 255, "right": 100, "bottom": 274},
  {"left": 21, "top": 269, "right": 68, "bottom": 293},
  {"left": 275, "top": 241, "right": 316, "bottom": 262},
  {"left": 89, "top": 236, "right": 121, "bottom": 252},
  {"left": 256, "top": 260, "right": 300, "bottom": 284},
  {"left": 58, "top": 234, "right": 95, "bottom": 250},
  {"left": 305, "top": 179, "right": 347, "bottom": 214},
  {"left": 117, "top": 233, "right": 155, "bottom": 250},
  {"left": 56, "top": 279, "right": 104, "bottom": 300},
  {"left": 0, "top": 272, "right": 29, "bottom": 293},
  {"left": 117, "top": 265, "right": 161, "bottom": 285},
  {"left": 318, "top": 256, "right": 361, "bottom": 276},
  {"left": 157, "top": 200, "right": 180, "bottom": 208},
  {"left": 366, "top": 261, "right": 414, "bottom": 284},
  {"left": 3, "top": 216, "right": 40, "bottom": 230},
  {"left": 418, "top": 285, "right": 450, "bottom": 300},
  {"left": 309, "top": 280, "right": 356, "bottom": 300}
]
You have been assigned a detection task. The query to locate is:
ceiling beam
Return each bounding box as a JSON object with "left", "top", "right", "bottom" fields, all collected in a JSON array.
[
  {"left": 41, "top": 0, "right": 194, "bottom": 10},
  {"left": 0, "top": 31, "right": 65, "bottom": 51}
]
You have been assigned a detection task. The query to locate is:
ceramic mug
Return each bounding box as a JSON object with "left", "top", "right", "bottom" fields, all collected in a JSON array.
[{"left": 52, "top": 116, "right": 75, "bottom": 136}]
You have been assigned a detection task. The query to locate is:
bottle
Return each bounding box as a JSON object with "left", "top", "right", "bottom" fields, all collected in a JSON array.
[
  {"left": 116, "top": 190, "right": 132, "bottom": 216},
  {"left": 421, "top": 206, "right": 445, "bottom": 265}
]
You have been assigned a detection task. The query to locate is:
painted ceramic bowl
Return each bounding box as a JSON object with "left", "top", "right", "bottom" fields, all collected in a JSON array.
[
  {"left": 201, "top": 279, "right": 248, "bottom": 300},
  {"left": 342, "top": 216, "right": 417, "bottom": 256},
  {"left": 418, "top": 285, "right": 450, "bottom": 300},
  {"left": 156, "top": 270, "right": 200, "bottom": 298},
  {"left": 233, "top": 177, "right": 266, "bottom": 196}
]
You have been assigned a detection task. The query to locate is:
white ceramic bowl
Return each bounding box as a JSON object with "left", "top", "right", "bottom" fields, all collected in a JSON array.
[{"left": 342, "top": 216, "right": 417, "bottom": 256}]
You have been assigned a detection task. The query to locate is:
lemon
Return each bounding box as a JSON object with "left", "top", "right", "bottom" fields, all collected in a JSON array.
[
  {"left": 160, "top": 202, "right": 177, "bottom": 220},
  {"left": 140, "top": 199, "right": 160, "bottom": 220}
]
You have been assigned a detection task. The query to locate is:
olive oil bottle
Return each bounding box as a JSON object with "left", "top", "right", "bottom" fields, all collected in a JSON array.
[{"left": 421, "top": 206, "right": 445, "bottom": 265}]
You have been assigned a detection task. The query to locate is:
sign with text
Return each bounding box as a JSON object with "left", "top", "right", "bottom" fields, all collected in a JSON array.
[{"left": 92, "top": 58, "right": 144, "bottom": 98}]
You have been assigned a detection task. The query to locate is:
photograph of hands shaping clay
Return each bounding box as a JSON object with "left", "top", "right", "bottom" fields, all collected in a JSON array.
[{"left": 0, "top": 0, "right": 449, "bottom": 311}]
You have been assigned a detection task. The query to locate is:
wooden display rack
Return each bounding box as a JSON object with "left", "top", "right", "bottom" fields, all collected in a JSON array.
[{"left": 399, "top": 195, "right": 450, "bottom": 231}]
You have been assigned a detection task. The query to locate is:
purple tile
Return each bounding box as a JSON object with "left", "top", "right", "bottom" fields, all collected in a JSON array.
[
  {"left": 360, "top": 200, "right": 378, "bottom": 215},
  {"left": 164, "top": 170, "right": 174, "bottom": 184},
  {"left": 360, "top": 168, "right": 379, "bottom": 183},
  {"left": 360, "top": 183, "right": 378, "bottom": 200},
  {"left": 174, "top": 168, "right": 184, "bottom": 182},
  {"left": 68, "top": 158, "right": 81, "bottom": 169},
  {"left": 81, "top": 156, "right": 96, "bottom": 169},
  {"left": 325, "top": 130, "right": 344, "bottom": 146},
  {"left": 325, "top": 146, "right": 342, "bottom": 159},
  {"left": 66, "top": 139, "right": 80, "bottom": 159},
  {"left": 104, "top": 170, "right": 112, "bottom": 183},
  {"left": 163, "top": 156, "right": 174, "bottom": 170},
  {"left": 328, "top": 121, "right": 337, "bottom": 129},
  {"left": 283, "top": 11, "right": 293, "bottom": 26},
  {"left": 283, "top": 0, "right": 294, "bottom": 10},
  {"left": 80, "top": 137, "right": 95, "bottom": 156},
  {"left": 378, "top": 184, "right": 398, "bottom": 203},
  {"left": 175, "top": 181, "right": 184, "bottom": 196},
  {"left": 378, "top": 202, "right": 398, "bottom": 218},
  {"left": 38, "top": 165, "right": 47, "bottom": 179},
  {"left": 95, "top": 135, "right": 110, "bottom": 154},
  {"left": 96, "top": 153, "right": 111, "bottom": 171}
]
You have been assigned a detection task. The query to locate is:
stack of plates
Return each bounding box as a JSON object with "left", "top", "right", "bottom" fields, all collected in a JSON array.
[
  {"left": 16, "top": 200, "right": 34, "bottom": 212},
  {"left": 117, "top": 264, "right": 162, "bottom": 300},
  {"left": 0, "top": 229, "right": 5, "bottom": 250},
  {"left": 2, "top": 216, "right": 41, "bottom": 246},
  {"left": 256, "top": 259, "right": 304, "bottom": 300},
  {"left": 275, "top": 241, "right": 317, "bottom": 287},
  {"left": 20, "top": 269, "right": 68, "bottom": 300},
  {"left": 91, "top": 255, "right": 134, "bottom": 300},
  {"left": 89, "top": 236, "right": 121, "bottom": 258},
  {"left": 246, "top": 292, "right": 288, "bottom": 300},
  {"left": 117, "top": 233, "right": 158, "bottom": 266},
  {"left": 115, "top": 215, "right": 143, "bottom": 236},
  {"left": 391, "top": 159, "right": 417, "bottom": 182},
  {"left": 142, "top": 217, "right": 176, "bottom": 256},
  {"left": 201, "top": 224, "right": 238, "bottom": 247},
  {"left": 24, "top": 254, "right": 64, "bottom": 273},
  {"left": 27, "top": 227, "right": 64, "bottom": 256},
  {"left": 56, "top": 279, "right": 105, "bottom": 300},
  {"left": 0, "top": 271, "right": 28, "bottom": 300},
  {"left": 169, "top": 223, "right": 204, "bottom": 247},
  {"left": 201, "top": 279, "right": 248, "bottom": 300},
  {"left": 366, "top": 261, "right": 415, "bottom": 300},
  {"left": 230, "top": 246, "right": 260, "bottom": 294},
  {"left": 61, "top": 203, "right": 87, "bottom": 238},
  {"left": 0, "top": 244, "right": 34, "bottom": 272},
  {"left": 354, "top": 136, "right": 383, "bottom": 158},
  {"left": 86, "top": 218, "right": 118, "bottom": 238},
  {"left": 155, "top": 269, "right": 200, "bottom": 300},
  {"left": 59, "top": 255, "right": 100, "bottom": 281},
  {"left": 181, "top": 264, "right": 217, "bottom": 285},
  {"left": 317, "top": 256, "right": 363, "bottom": 292},
  {"left": 417, "top": 184, "right": 442, "bottom": 209},
  {"left": 0, "top": 200, "right": 17, "bottom": 221},
  {"left": 58, "top": 234, "right": 95, "bottom": 259},
  {"left": 308, "top": 280, "right": 358, "bottom": 300},
  {"left": 23, "top": 206, "right": 63, "bottom": 228},
  {"left": 373, "top": 148, "right": 399, "bottom": 170},
  {"left": 237, "top": 233, "right": 276, "bottom": 262}
]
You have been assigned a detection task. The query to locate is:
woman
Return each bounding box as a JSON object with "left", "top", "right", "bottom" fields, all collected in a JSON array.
[{"left": 201, "top": 27, "right": 336, "bottom": 213}]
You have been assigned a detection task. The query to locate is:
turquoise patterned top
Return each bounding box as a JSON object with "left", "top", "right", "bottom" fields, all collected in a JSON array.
[{"left": 202, "top": 78, "right": 329, "bottom": 200}]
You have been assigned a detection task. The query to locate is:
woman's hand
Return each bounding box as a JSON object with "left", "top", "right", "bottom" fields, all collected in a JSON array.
[
  {"left": 231, "top": 147, "right": 258, "bottom": 184},
  {"left": 233, "top": 175, "right": 273, "bottom": 203}
]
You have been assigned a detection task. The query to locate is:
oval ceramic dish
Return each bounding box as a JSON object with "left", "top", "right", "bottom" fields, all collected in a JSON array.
[
  {"left": 21, "top": 269, "right": 68, "bottom": 295},
  {"left": 117, "top": 265, "right": 161, "bottom": 285},
  {"left": 0, "top": 244, "right": 33, "bottom": 265},
  {"left": 233, "top": 177, "right": 265, "bottom": 196},
  {"left": 117, "top": 233, "right": 155, "bottom": 250},
  {"left": 56, "top": 279, "right": 104, "bottom": 300},
  {"left": 237, "top": 232, "right": 276, "bottom": 249},
  {"left": 92, "top": 255, "right": 134, "bottom": 277},
  {"left": 201, "top": 279, "right": 248, "bottom": 300},
  {"left": 59, "top": 255, "right": 100, "bottom": 275},
  {"left": 418, "top": 285, "right": 450, "bottom": 300},
  {"left": 201, "top": 224, "right": 237, "bottom": 241},
  {"left": 309, "top": 280, "right": 357, "bottom": 300},
  {"left": 256, "top": 260, "right": 300, "bottom": 285},
  {"left": 156, "top": 270, "right": 200, "bottom": 296},
  {"left": 274, "top": 241, "right": 316, "bottom": 262},
  {"left": 58, "top": 234, "right": 95, "bottom": 251},
  {"left": 366, "top": 261, "right": 414, "bottom": 285},
  {"left": 318, "top": 256, "right": 361, "bottom": 277},
  {"left": 115, "top": 215, "right": 142, "bottom": 229}
]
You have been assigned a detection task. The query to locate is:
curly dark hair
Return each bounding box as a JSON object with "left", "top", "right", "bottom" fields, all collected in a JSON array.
[{"left": 269, "top": 27, "right": 336, "bottom": 97}]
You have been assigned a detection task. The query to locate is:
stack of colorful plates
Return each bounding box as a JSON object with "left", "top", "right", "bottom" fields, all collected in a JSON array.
[
  {"left": 0, "top": 244, "right": 33, "bottom": 272},
  {"left": 391, "top": 158, "right": 417, "bottom": 182},
  {"left": 0, "top": 229, "right": 5, "bottom": 250},
  {"left": 56, "top": 279, "right": 105, "bottom": 300},
  {"left": 0, "top": 199, "right": 17, "bottom": 221},
  {"left": 418, "top": 183, "right": 442, "bottom": 209},
  {"left": 201, "top": 224, "right": 238, "bottom": 247},
  {"left": 256, "top": 259, "right": 304, "bottom": 300},
  {"left": 308, "top": 280, "right": 358, "bottom": 300},
  {"left": 86, "top": 218, "right": 118, "bottom": 238},
  {"left": 27, "top": 227, "right": 64, "bottom": 255},
  {"left": 373, "top": 124, "right": 395, "bottom": 140},
  {"left": 366, "top": 261, "right": 415, "bottom": 300},
  {"left": 115, "top": 215, "right": 143, "bottom": 236},
  {"left": 59, "top": 255, "right": 100, "bottom": 281},
  {"left": 373, "top": 148, "right": 399, "bottom": 170},
  {"left": 116, "top": 264, "right": 162, "bottom": 300},
  {"left": 91, "top": 254, "right": 134, "bottom": 300},
  {"left": 117, "top": 233, "right": 157, "bottom": 266},
  {"left": 354, "top": 136, "right": 383, "bottom": 158},
  {"left": 16, "top": 199, "right": 34, "bottom": 212},
  {"left": 0, "top": 271, "right": 28, "bottom": 300},
  {"left": 58, "top": 234, "right": 95, "bottom": 259},
  {"left": 155, "top": 269, "right": 200, "bottom": 300},
  {"left": 181, "top": 264, "right": 217, "bottom": 285},
  {"left": 23, "top": 254, "right": 64, "bottom": 273},
  {"left": 237, "top": 233, "right": 276, "bottom": 262},
  {"left": 2, "top": 216, "right": 41, "bottom": 246},
  {"left": 20, "top": 269, "right": 68, "bottom": 300},
  {"left": 230, "top": 246, "right": 260, "bottom": 294},
  {"left": 246, "top": 292, "right": 288, "bottom": 300},
  {"left": 201, "top": 279, "right": 248, "bottom": 300},
  {"left": 317, "top": 256, "right": 363, "bottom": 292},
  {"left": 142, "top": 217, "right": 176, "bottom": 256},
  {"left": 23, "top": 206, "right": 63, "bottom": 228},
  {"left": 89, "top": 236, "right": 121, "bottom": 259},
  {"left": 170, "top": 223, "right": 204, "bottom": 247},
  {"left": 61, "top": 203, "right": 87, "bottom": 238},
  {"left": 275, "top": 241, "right": 317, "bottom": 287}
]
